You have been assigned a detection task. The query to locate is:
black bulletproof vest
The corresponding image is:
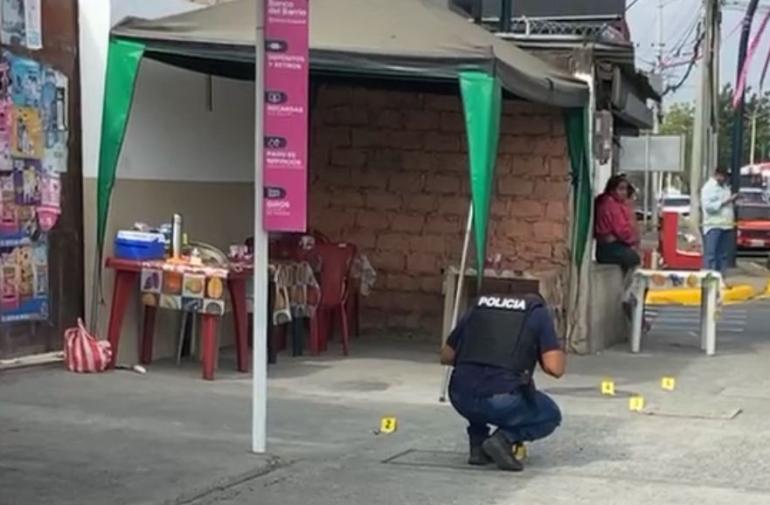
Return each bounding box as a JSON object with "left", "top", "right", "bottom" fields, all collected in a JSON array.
[{"left": 455, "top": 294, "right": 543, "bottom": 382}]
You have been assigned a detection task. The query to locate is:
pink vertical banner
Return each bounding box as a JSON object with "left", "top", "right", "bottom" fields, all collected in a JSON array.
[{"left": 263, "top": 0, "right": 309, "bottom": 232}]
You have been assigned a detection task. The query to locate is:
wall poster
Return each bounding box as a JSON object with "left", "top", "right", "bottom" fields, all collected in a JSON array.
[
  {"left": 1, "top": 0, "right": 43, "bottom": 50},
  {"left": 0, "top": 50, "right": 66, "bottom": 324}
]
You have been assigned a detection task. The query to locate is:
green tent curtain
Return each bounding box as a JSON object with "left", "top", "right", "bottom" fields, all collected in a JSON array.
[
  {"left": 96, "top": 39, "right": 145, "bottom": 252},
  {"left": 460, "top": 71, "right": 502, "bottom": 284},
  {"left": 564, "top": 108, "right": 591, "bottom": 269}
]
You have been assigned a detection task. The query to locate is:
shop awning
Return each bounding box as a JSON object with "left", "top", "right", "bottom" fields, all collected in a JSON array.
[{"left": 111, "top": 0, "right": 587, "bottom": 108}]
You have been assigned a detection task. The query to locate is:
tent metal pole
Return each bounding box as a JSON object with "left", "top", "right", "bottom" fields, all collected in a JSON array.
[
  {"left": 438, "top": 202, "right": 474, "bottom": 402},
  {"left": 252, "top": 0, "right": 268, "bottom": 454}
]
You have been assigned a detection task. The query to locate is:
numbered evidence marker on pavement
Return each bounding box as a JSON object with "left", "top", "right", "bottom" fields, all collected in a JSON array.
[
  {"left": 600, "top": 378, "right": 616, "bottom": 396},
  {"left": 377, "top": 416, "right": 398, "bottom": 435},
  {"left": 513, "top": 443, "right": 528, "bottom": 461},
  {"left": 661, "top": 377, "right": 676, "bottom": 391},
  {"left": 628, "top": 395, "right": 646, "bottom": 412}
]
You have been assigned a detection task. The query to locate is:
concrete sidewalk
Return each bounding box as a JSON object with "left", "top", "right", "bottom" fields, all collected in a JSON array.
[{"left": 3, "top": 310, "right": 770, "bottom": 505}]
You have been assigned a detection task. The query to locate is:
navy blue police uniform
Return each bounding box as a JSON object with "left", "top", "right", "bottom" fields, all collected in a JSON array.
[{"left": 446, "top": 293, "right": 562, "bottom": 470}]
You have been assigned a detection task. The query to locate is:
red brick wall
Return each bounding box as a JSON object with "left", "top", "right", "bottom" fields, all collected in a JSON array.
[{"left": 309, "top": 83, "right": 570, "bottom": 335}]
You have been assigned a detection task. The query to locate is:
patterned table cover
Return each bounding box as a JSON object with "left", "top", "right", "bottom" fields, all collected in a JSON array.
[{"left": 139, "top": 260, "right": 248, "bottom": 316}]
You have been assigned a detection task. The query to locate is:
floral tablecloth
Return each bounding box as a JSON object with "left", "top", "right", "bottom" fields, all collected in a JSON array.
[{"left": 139, "top": 261, "right": 231, "bottom": 315}]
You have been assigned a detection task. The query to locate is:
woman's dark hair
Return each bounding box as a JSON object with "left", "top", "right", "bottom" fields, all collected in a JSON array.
[{"left": 604, "top": 174, "right": 629, "bottom": 194}]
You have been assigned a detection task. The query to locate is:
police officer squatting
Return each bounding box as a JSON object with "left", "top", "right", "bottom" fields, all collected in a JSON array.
[{"left": 440, "top": 293, "right": 566, "bottom": 472}]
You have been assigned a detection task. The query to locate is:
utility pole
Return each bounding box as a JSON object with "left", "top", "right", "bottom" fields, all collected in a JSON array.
[
  {"left": 730, "top": 0, "right": 760, "bottom": 266},
  {"left": 690, "top": 0, "right": 719, "bottom": 233},
  {"left": 651, "top": 0, "right": 664, "bottom": 229}
]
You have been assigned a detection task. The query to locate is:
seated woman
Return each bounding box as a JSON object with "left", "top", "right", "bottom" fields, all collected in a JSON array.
[{"left": 594, "top": 175, "right": 641, "bottom": 273}]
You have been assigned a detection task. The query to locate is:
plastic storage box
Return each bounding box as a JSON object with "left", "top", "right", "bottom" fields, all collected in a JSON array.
[{"left": 114, "top": 231, "right": 166, "bottom": 261}]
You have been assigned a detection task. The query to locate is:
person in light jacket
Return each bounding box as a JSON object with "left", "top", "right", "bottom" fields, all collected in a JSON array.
[{"left": 700, "top": 167, "right": 738, "bottom": 275}]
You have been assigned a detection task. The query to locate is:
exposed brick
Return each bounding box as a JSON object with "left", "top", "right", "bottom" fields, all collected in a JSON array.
[
  {"left": 366, "top": 191, "right": 403, "bottom": 211},
  {"left": 434, "top": 153, "right": 467, "bottom": 173},
  {"left": 313, "top": 126, "right": 350, "bottom": 148},
  {"left": 426, "top": 173, "right": 461, "bottom": 194},
  {"left": 499, "top": 135, "right": 532, "bottom": 155},
  {"left": 405, "top": 194, "right": 438, "bottom": 213},
  {"left": 318, "top": 85, "right": 354, "bottom": 107},
  {"left": 386, "top": 274, "right": 420, "bottom": 292},
  {"left": 324, "top": 167, "right": 353, "bottom": 188},
  {"left": 383, "top": 90, "right": 423, "bottom": 108},
  {"left": 419, "top": 275, "right": 443, "bottom": 293},
  {"left": 502, "top": 100, "right": 551, "bottom": 116},
  {"left": 545, "top": 201, "right": 567, "bottom": 221},
  {"left": 533, "top": 180, "right": 569, "bottom": 200},
  {"left": 351, "top": 169, "right": 387, "bottom": 189},
  {"left": 403, "top": 110, "right": 440, "bottom": 131},
  {"left": 490, "top": 200, "right": 508, "bottom": 218},
  {"left": 436, "top": 195, "right": 468, "bottom": 216},
  {"left": 548, "top": 156, "right": 569, "bottom": 177},
  {"left": 376, "top": 109, "right": 403, "bottom": 129},
  {"left": 424, "top": 94, "right": 461, "bottom": 112},
  {"left": 328, "top": 106, "right": 370, "bottom": 126},
  {"left": 410, "top": 234, "right": 446, "bottom": 254},
  {"left": 439, "top": 112, "right": 465, "bottom": 132},
  {"left": 498, "top": 176, "right": 533, "bottom": 197},
  {"left": 515, "top": 156, "right": 548, "bottom": 177},
  {"left": 368, "top": 149, "right": 403, "bottom": 171},
  {"left": 520, "top": 242, "right": 552, "bottom": 260},
  {"left": 315, "top": 208, "right": 356, "bottom": 232},
  {"left": 389, "top": 172, "right": 426, "bottom": 193},
  {"left": 423, "top": 132, "right": 461, "bottom": 152},
  {"left": 499, "top": 221, "right": 534, "bottom": 240},
  {"left": 402, "top": 152, "right": 437, "bottom": 172},
  {"left": 425, "top": 214, "right": 462, "bottom": 234},
  {"left": 406, "top": 253, "right": 440, "bottom": 275},
  {"left": 391, "top": 213, "right": 425, "bottom": 233},
  {"left": 386, "top": 130, "right": 424, "bottom": 150},
  {"left": 509, "top": 200, "right": 543, "bottom": 218},
  {"left": 352, "top": 129, "right": 384, "bottom": 148},
  {"left": 552, "top": 117, "right": 566, "bottom": 136},
  {"left": 501, "top": 115, "right": 551, "bottom": 136},
  {"left": 368, "top": 251, "right": 406, "bottom": 273},
  {"left": 328, "top": 189, "right": 365, "bottom": 208},
  {"left": 533, "top": 221, "right": 567, "bottom": 240},
  {"left": 343, "top": 228, "right": 378, "bottom": 249},
  {"left": 534, "top": 137, "right": 567, "bottom": 156},
  {"left": 331, "top": 149, "right": 366, "bottom": 168},
  {"left": 356, "top": 210, "right": 391, "bottom": 231},
  {"left": 377, "top": 233, "right": 410, "bottom": 252}
]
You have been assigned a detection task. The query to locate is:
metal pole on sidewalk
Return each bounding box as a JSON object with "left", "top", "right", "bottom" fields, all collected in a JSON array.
[
  {"left": 252, "top": 0, "right": 268, "bottom": 454},
  {"left": 438, "top": 203, "right": 473, "bottom": 403}
]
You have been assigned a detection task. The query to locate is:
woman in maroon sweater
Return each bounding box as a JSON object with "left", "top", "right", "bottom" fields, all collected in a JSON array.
[{"left": 594, "top": 175, "right": 641, "bottom": 274}]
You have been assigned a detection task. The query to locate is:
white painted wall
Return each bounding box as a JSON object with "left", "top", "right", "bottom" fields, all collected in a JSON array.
[
  {"left": 79, "top": 0, "right": 208, "bottom": 180},
  {"left": 119, "top": 61, "right": 255, "bottom": 182}
]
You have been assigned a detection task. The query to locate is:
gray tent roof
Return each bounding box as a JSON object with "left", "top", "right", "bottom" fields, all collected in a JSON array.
[{"left": 112, "top": 0, "right": 588, "bottom": 108}]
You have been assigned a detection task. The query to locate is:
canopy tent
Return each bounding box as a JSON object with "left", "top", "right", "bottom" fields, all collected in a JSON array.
[
  {"left": 110, "top": 0, "right": 587, "bottom": 107},
  {"left": 95, "top": 0, "right": 592, "bottom": 454}
]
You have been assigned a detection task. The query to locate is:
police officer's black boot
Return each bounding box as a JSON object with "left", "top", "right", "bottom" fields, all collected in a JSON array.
[
  {"left": 468, "top": 441, "right": 492, "bottom": 466},
  {"left": 482, "top": 431, "right": 523, "bottom": 472}
]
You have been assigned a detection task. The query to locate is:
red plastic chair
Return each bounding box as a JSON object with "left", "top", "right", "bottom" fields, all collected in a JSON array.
[
  {"left": 659, "top": 211, "right": 702, "bottom": 270},
  {"left": 307, "top": 242, "right": 357, "bottom": 355}
]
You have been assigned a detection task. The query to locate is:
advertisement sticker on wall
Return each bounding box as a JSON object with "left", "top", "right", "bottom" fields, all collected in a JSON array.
[
  {"left": 0, "top": 238, "right": 49, "bottom": 323},
  {"left": 263, "top": 0, "right": 309, "bottom": 232}
]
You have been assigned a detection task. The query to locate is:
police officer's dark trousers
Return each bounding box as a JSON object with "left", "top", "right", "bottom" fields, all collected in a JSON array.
[{"left": 449, "top": 385, "right": 562, "bottom": 446}]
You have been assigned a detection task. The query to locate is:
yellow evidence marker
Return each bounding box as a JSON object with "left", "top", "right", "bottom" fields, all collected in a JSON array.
[
  {"left": 378, "top": 416, "right": 398, "bottom": 435},
  {"left": 601, "top": 379, "right": 616, "bottom": 396},
  {"left": 628, "top": 395, "right": 645, "bottom": 412},
  {"left": 513, "top": 443, "right": 528, "bottom": 461},
  {"left": 661, "top": 377, "right": 676, "bottom": 391}
]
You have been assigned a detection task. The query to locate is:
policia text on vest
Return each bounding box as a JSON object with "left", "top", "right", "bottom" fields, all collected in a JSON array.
[{"left": 441, "top": 294, "right": 566, "bottom": 472}]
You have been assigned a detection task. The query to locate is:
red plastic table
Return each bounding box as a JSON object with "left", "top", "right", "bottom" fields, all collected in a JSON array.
[{"left": 105, "top": 257, "right": 252, "bottom": 380}]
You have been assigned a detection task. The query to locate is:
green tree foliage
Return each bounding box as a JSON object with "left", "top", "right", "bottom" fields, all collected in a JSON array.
[{"left": 662, "top": 85, "right": 770, "bottom": 171}]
